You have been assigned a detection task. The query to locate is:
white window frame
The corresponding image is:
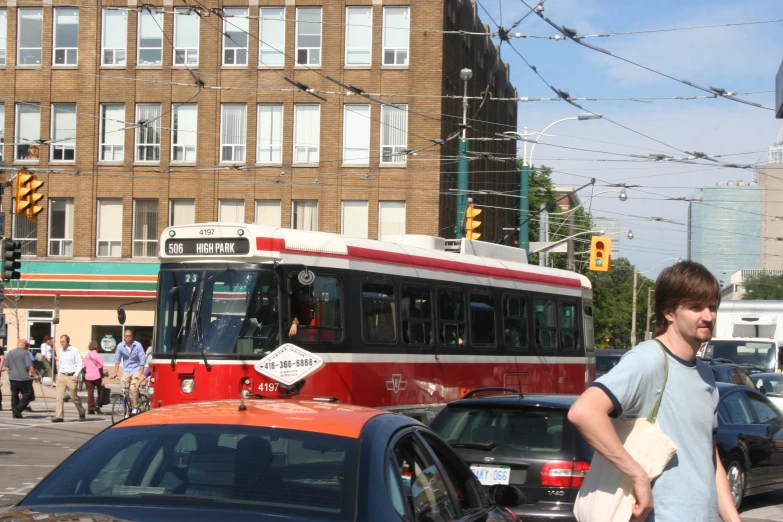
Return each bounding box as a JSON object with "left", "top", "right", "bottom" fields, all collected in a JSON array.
[
  {"left": 257, "top": 103, "right": 283, "bottom": 164},
  {"left": 53, "top": 7, "right": 79, "bottom": 66},
  {"left": 259, "top": 7, "right": 285, "bottom": 67},
  {"left": 135, "top": 103, "right": 161, "bottom": 162},
  {"left": 295, "top": 7, "right": 322, "bottom": 67},
  {"left": 15, "top": 102, "right": 41, "bottom": 162},
  {"left": 17, "top": 8, "right": 43, "bottom": 66},
  {"left": 380, "top": 104, "right": 408, "bottom": 164},
  {"left": 132, "top": 199, "right": 159, "bottom": 258},
  {"left": 101, "top": 9, "right": 127, "bottom": 66},
  {"left": 50, "top": 103, "right": 76, "bottom": 162},
  {"left": 220, "top": 103, "right": 247, "bottom": 163},
  {"left": 169, "top": 199, "right": 196, "bottom": 226},
  {"left": 291, "top": 200, "right": 318, "bottom": 231},
  {"left": 343, "top": 104, "right": 370, "bottom": 165},
  {"left": 254, "top": 200, "right": 282, "bottom": 227},
  {"left": 11, "top": 199, "right": 37, "bottom": 256},
  {"left": 341, "top": 200, "right": 369, "bottom": 238},
  {"left": 345, "top": 6, "right": 371, "bottom": 66},
  {"left": 99, "top": 103, "right": 125, "bottom": 162},
  {"left": 293, "top": 104, "right": 320, "bottom": 164},
  {"left": 0, "top": 104, "right": 5, "bottom": 163},
  {"left": 173, "top": 7, "right": 199, "bottom": 66},
  {"left": 48, "top": 198, "right": 74, "bottom": 257},
  {"left": 223, "top": 7, "right": 249, "bottom": 66},
  {"left": 0, "top": 9, "right": 8, "bottom": 66},
  {"left": 171, "top": 103, "right": 197, "bottom": 163},
  {"left": 96, "top": 198, "right": 123, "bottom": 258},
  {"left": 382, "top": 6, "right": 409, "bottom": 66},
  {"left": 137, "top": 7, "right": 164, "bottom": 66}
]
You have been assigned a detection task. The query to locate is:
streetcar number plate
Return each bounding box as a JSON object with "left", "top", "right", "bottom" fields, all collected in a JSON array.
[
  {"left": 254, "top": 343, "right": 325, "bottom": 386},
  {"left": 470, "top": 465, "right": 511, "bottom": 486},
  {"left": 164, "top": 237, "right": 250, "bottom": 256}
]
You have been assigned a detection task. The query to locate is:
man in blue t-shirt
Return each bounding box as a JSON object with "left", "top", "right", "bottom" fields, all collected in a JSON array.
[{"left": 569, "top": 261, "right": 740, "bottom": 522}]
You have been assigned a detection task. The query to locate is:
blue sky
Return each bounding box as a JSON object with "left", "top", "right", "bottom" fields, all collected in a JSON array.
[{"left": 477, "top": 0, "right": 783, "bottom": 277}]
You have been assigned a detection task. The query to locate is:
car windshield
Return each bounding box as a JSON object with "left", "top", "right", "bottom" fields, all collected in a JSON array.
[
  {"left": 596, "top": 355, "right": 622, "bottom": 374},
  {"left": 22, "top": 424, "right": 359, "bottom": 520},
  {"left": 156, "top": 269, "right": 281, "bottom": 356},
  {"left": 705, "top": 341, "right": 777, "bottom": 372}
]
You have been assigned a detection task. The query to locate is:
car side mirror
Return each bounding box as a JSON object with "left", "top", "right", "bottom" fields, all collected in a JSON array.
[
  {"left": 759, "top": 385, "right": 767, "bottom": 395},
  {"left": 488, "top": 484, "right": 525, "bottom": 507}
]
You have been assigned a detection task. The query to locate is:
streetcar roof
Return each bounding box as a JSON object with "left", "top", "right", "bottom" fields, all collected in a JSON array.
[
  {"left": 161, "top": 223, "right": 592, "bottom": 291},
  {"left": 114, "top": 399, "right": 389, "bottom": 438}
]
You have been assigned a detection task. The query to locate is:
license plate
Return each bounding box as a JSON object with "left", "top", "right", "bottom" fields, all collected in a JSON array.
[{"left": 470, "top": 465, "right": 511, "bottom": 485}]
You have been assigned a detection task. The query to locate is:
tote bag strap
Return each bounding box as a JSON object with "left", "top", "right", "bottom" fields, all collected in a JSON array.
[{"left": 647, "top": 340, "right": 670, "bottom": 423}]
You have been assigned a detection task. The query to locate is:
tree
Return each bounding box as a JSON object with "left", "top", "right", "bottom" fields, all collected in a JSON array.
[{"left": 742, "top": 273, "right": 783, "bottom": 300}]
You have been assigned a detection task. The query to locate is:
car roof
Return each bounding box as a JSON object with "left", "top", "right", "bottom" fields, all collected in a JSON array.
[
  {"left": 447, "top": 393, "right": 579, "bottom": 409},
  {"left": 115, "top": 399, "right": 389, "bottom": 439},
  {"left": 596, "top": 349, "right": 629, "bottom": 356},
  {"left": 749, "top": 373, "right": 783, "bottom": 379},
  {"left": 716, "top": 382, "right": 760, "bottom": 394}
]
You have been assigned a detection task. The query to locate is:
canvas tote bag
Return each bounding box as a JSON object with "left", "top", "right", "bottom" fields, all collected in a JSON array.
[{"left": 574, "top": 340, "right": 678, "bottom": 522}]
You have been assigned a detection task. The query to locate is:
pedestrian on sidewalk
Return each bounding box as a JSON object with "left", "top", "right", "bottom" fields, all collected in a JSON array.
[
  {"left": 2, "top": 339, "right": 40, "bottom": 418},
  {"left": 83, "top": 341, "right": 105, "bottom": 415},
  {"left": 0, "top": 346, "right": 5, "bottom": 411},
  {"left": 53, "top": 334, "right": 85, "bottom": 423},
  {"left": 40, "top": 335, "right": 55, "bottom": 385},
  {"left": 110, "top": 329, "right": 145, "bottom": 414}
]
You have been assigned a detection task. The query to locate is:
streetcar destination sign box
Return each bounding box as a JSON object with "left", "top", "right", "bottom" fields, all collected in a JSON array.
[
  {"left": 254, "top": 343, "right": 325, "bottom": 386},
  {"left": 165, "top": 237, "right": 250, "bottom": 256}
]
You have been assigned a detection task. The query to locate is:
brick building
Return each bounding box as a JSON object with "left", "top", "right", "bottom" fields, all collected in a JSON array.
[{"left": 0, "top": 0, "right": 517, "bottom": 353}]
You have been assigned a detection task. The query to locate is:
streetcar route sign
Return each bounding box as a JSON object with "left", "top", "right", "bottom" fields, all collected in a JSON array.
[{"left": 254, "top": 343, "right": 325, "bottom": 386}]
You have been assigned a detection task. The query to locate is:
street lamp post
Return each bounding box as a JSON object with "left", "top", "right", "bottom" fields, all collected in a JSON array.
[
  {"left": 456, "top": 68, "right": 473, "bottom": 239},
  {"left": 631, "top": 257, "right": 682, "bottom": 347}
]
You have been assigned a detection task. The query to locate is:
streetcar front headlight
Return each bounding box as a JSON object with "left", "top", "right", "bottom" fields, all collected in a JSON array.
[
  {"left": 147, "top": 386, "right": 155, "bottom": 396},
  {"left": 180, "top": 378, "right": 195, "bottom": 394}
]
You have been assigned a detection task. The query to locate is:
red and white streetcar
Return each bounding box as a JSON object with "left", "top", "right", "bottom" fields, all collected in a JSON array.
[{"left": 145, "top": 223, "right": 596, "bottom": 413}]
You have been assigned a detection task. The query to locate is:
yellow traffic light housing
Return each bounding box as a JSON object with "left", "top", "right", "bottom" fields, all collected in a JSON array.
[
  {"left": 465, "top": 205, "right": 482, "bottom": 240},
  {"left": 589, "top": 235, "right": 611, "bottom": 272},
  {"left": 15, "top": 171, "right": 34, "bottom": 216},
  {"left": 27, "top": 174, "right": 44, "bottom": 219}
]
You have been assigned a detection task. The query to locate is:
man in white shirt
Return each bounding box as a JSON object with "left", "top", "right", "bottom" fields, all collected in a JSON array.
[
  {"left": 40, "top": 335, "right": 54, "bottom": 385},
  {"left": 52, "top": 334, "right": 85, "bottom": 423}
]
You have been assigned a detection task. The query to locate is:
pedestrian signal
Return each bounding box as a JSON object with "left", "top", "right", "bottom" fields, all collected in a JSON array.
[
  {"left": 589, "top": 235, "right": 611, "bottom": 272},
  {"left": 465, "top": 206, "right": 482, "bottom": 240},
  {"left": 2, "top": 239, "right": 22, "bottom": 282}
]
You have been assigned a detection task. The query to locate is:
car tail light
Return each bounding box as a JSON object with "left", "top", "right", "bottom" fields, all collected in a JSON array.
[{"left": 541, "top": 461, "right": 590, "bottom": 488}]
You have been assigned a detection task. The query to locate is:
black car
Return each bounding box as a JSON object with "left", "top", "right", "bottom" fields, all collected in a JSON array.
[
  {"left": 716, "top": 383, "right": 783, "bottom": 509},
  {"left": 430, "top": 388, "right": 593, "bottom": 521},
  {"left": 710, "top": 362, "right": 756, "bottom": 389},
  {"left": 595, "top": 349, "right": 628, "bottom": 377}
]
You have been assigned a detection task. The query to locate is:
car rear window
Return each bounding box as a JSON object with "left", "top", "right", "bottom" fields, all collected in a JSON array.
[
  {"left": 22, "top": 424, "right": 359, "bottom": 521},
  {"left": 596, "top": 355, "right": 621, "bottom": 374}
]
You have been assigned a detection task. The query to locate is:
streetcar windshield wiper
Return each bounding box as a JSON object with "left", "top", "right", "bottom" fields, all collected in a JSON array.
[
  {"left": 172, "top": 286, "right": 197, "bottom": 370},
  {"left": 449, "top": 441, "right": 496, "bottom": 451},
  {"left": 188, "top": 284, "right": 211, "bottom": 371}
]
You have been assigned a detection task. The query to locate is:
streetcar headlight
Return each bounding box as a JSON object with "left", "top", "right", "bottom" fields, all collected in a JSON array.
[
  {"left": 241, "top": 388, "right": 251, "bottom": 398},
  {"left": 147, "top": 386, "right": 155, "bottom": 396},
  {"left": 180, "top": 378, "right": 195, "bottom": 394}
]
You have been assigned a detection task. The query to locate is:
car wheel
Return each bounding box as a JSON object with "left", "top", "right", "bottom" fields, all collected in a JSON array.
[{"left": 726, "top": 459, "right": 745, "bottom": 509}]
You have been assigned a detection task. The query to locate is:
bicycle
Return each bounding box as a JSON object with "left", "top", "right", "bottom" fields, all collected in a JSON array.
[{"left": 111, "top": 379, "right": 151, "bottom": 424}]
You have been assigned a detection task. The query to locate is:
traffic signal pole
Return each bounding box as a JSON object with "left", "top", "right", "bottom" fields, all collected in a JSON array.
[{"left": 456, "top": 68, "right": 473, "bottom": 240}]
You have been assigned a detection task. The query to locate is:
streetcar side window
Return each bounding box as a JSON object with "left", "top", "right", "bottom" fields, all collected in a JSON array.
[
  {"left": 559, "top": 302, "right": 581, "bottom": 352},
  {"left": 503, "top": 295, "right": 528, "bottom": 351},
  {"left": 362, "top": 281, "right": 397, "bottom": 344},
  {"left": 438, "top": 288, "right": 465, "bottom": 346},
  {"left": 534, "top": 297, "right": 557, "bottom": 351},
  {"left": 401, "top": 284, "right": 433, "bottom": 347},
  {"left": 470, "top": 291, "right": 495, "bottom": 347},
  {"left": 289, "top": 273, "right": 344, "bottom": 344}
]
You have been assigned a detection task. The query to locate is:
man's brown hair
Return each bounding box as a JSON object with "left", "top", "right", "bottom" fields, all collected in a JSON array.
[{"left": 654, "top": 261, "right": 720, "bottom": 335}]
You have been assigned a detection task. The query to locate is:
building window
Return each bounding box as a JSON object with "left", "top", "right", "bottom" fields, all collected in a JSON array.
[
  {"left": 171, "top": 103, "right": 197, "bottom": 162},
  {"left": 133, "top": 199, "right": 158, "bottom": 257},
  {"left": 173, "top": 7, "right": 199, "bottom": 66},
  {"left": 169, "top": 199, "right": 195, "bottom": 226},
  {"left": 97, "top": 199, "right": 122, "bottom": 257},
  {"left": 12, "top": 199, "right": 37, "bottom": 256},
  {"left": 50, "top": 103, "right": 76, "bottom": 161},
  {"left": 0, "top": 104, "right": 4, "bottom": 162},
  {"left": 15, "top": 103, "right": 40, "bottom": 161},
  {"left": 295, "top": 7, "right": 321, "bottom": 66},
  {"left": 48, "top": 198, "right": 74, "bottom": 257},
  {"left": 257, "top": 104, "right": 282, "bottom": 163},
  {"left": 259, "top": 7, "right": 285, "bottom": 67},
  {"left": 255, "top": 200, "right": 281, "bottom": 227},
  {"left": 219, "top": 199, "right": 244, "bottom": 222},
  {"left": 0, "top": 9, "right": 8, "bottom": 66},
  {"left": 342, "top": 201, "right": 369, "bottom": 238},
  {"left": 223, "top": 7, "right": 249, "bottom": 66},
  {"left": 100, "top": 103, "right": 125, "bottom": 162},
  {"left": 292, "top": 200, "right": 317, "bottom": 231},
  {"left": 138, "top": 7, "right": 163, "bottom": 65},
  {"left": 220, "top": 103, "right": 246, "bottom": 162},
  {"left": 53, "top": 7, "right": 78, "bottom": 66},
  {"left": 345, "top": 7, "right": 371, "bottom": 65},
  {"left": 381, "top": 105, "right": 408, "bottom": 164},
  {"left": 382, "top": 7, "right": 409, "bottom": 66},
  {"left": 18, "top": 8, "right": 43, "bottom": 66},
  {"left": 102, "top": 9, "right": 127, "bottom": 66},
  {"left": 135, "top": 103, "right": 161, "bottom": 162},
  {"left": 343, "top": 105, "right": 370, "bottom": 164},
  {"left": 379, "top": 201, "right": 405, "bottom": 239},
  {"left": 293, "top": 104, "right": 320, "bottom": 164}
]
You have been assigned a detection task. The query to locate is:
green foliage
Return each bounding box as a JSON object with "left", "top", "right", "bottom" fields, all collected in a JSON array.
[{"left": 742, "top": 274, "right": 783, "bottom": 300}]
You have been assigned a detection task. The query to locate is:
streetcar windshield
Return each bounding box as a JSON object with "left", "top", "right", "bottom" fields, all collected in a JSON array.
[{"left": 156, "top": 269, "right": 281, "bottom": 356}]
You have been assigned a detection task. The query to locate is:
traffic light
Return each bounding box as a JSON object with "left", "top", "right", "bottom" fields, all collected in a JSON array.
[
  {"left": 2, "top": 239, "right": 22, "bottom": 282},
  {"left": 15, "top": 171, "right": 34, "bottom": 216},
  {"left": 589, "top": 235, "right": 611, "bottom": 272},
  {"left": 27, "top": 174, "right": 44, "bottom": 219},
  {"left": 465, "top": 205, "right": 482, "bottom": 240}
]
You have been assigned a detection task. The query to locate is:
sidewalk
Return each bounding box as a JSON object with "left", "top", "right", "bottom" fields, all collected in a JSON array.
[{"left": 0, "top": 374, "right": 122, "bottom": 413}]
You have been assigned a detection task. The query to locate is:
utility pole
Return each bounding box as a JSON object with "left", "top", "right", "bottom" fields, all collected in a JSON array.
[
  {"left": 645, "top": 287, "right": 653, "bottom": 341},
  {"left": 456, "top": 68, "right": 473, "bottom": 239},
  {"left": 566, "top": 211, "right": 575, "bottom": 270},
  {"left": 631, "top": 267, "right": 638, "bottom": 347},
  {"left": 538, "top": 203, "right": 549, "bottom": 267},
  {"left": 519, "top": 127, "right": 530, "bottom": 251}
]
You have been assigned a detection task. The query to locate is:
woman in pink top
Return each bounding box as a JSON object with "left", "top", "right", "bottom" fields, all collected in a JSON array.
[{"left": 83, "top": 341, "right": 105, "bottom": 414}]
